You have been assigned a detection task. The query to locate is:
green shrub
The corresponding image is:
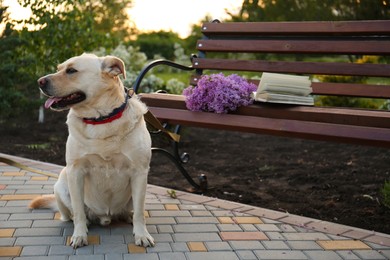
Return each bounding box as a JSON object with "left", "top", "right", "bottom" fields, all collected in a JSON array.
[{"left": 381, "top": 181, "right": 390, "bottom": 209}]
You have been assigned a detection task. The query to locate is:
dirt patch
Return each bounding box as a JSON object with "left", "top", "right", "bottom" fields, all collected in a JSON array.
[{"left": 1, "top": 112, "right": 389, "bottom": 234}]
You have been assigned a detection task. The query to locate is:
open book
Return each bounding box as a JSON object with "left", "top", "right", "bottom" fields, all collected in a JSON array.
[{"left": 253, "top": 72, "right": 314, "bottom": 105}]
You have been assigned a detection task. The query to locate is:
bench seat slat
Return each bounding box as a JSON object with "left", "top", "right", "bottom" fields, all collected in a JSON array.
[
  {"left": 140, "top": 93, "right": 390, "bottom": 129},
  {"left": 202, "top": 20, "right": 390, "bottom": 36},
  {"left": 147, "top": 106, "right": 390, "bottom": 148},
  {"left": 191, "top": 58, "right": 390, "bottom": 77},
  {"left": 197, "top": 39, "right": 390, "bottom": 55}
]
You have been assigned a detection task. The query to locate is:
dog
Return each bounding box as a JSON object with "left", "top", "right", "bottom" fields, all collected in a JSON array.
[{"left": 31, "top": 53, "right": 155, "bottom": 248}]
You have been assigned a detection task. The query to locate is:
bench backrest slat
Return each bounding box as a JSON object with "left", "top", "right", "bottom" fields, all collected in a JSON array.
[
  {"left": 193, "top": 20, "right": 390, "bottom": 102},
  {"left": 192, "top": 58, "right": 390, "bottom": 77},
  {"left": 201, "top": 20, "right": 390, "bottom": 36},
  {"left": 197, "top": 39, "right": 390, "bottom": 55}
]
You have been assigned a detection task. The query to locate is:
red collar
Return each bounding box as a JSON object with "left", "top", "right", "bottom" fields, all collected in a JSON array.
[{"left": 83, "top": 94, "right": 129, "bottom": 125}]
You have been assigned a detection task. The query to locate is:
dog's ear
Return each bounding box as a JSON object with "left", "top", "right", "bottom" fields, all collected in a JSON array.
[{"left": 102, "top": 56, "right": 126, "bottom": 79}]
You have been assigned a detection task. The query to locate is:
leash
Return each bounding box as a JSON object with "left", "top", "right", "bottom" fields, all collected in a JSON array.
[
  {"left": 0, "top": 157, "right": 59, "bottom": 179},
  {"left": 126, "top": 88, "right": 180, "bottom": 143}
]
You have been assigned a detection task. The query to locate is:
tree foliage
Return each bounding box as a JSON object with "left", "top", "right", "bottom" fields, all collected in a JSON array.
[
  {"left": 134, "top": 31, "right": 183, "bottom": 60},
  {"left": 229, "top": 0, "right": 390, "bottom": 22},
  {"left": 0, "top": 0, "right": 133, "bottom": 119},
  {"left": 0, "top": 3, "right": 36, "bottom": 119}
]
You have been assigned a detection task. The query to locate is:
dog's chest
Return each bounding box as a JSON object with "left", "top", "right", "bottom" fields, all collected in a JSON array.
[{"left": 83, "top": 154, "right": 133, "bottom": 214}]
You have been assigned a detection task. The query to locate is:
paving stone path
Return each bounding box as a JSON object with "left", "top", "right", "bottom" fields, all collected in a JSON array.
[{"left": 0, "top": 153, "right": 389, "bottom": 260}]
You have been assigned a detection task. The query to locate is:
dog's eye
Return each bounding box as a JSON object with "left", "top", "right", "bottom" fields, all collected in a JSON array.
[{"left": 66, "top": 68, "right": 78, "bottom": 74}]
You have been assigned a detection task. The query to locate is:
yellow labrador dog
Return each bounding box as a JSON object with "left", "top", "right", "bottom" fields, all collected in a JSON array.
[{"left": 31, "top": 53, "right": 154, "bottom": 248}]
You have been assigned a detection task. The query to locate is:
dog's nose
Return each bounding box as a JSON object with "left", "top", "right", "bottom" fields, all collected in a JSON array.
[{"left": 38, "top": 77, "right": 47, "bottom": 88}]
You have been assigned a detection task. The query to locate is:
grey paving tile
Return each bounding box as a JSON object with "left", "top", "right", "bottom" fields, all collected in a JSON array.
[
  {"left": 236, "top": 250, "right": 258, "bottom": 260},
  {"left": 145, "top": 217, "right": 176, "bottom": 225},
  {"left": 287, "top": 241, "right": 323, "bottom": 250},
  {"left": 336, "top": 250, "right": 361, "bottom": 260},
  {"left": 75, "top": 246, "right": 93, "bottom": 255},
  {"left": 7, "top": 185, "right": 43, "bottom": 190},
  {"left": 0, "top": 212, "right": 9, "bottom": 219},
  {"left": 191, "top": 211, "right": 213, "bottom": 217},
  {"left": 261, "top": 241, "right": 290, "bottom": 250},
  {"left": 282, "top": 232, "right": 330, "bottom": 241},
  {"left": 256, "top": 224, "right": 281, "bottom": 232},
  {"left": 150, "top": 233, "right": 173, "bottom": 243},
  {"left": 16, "top": 189, "right": 53, "bottom": 194},
  {"left": 217, "top": 224, "right": 243, "bottom": 232},
  {"left": 104, "top": 253, "right": 123, "bottom": 260},
  {"left": 304, "top": 250, "right": 343, "bottom": 260},
  {"left": 123, "top": 253, "right": 159, "bottom": 260},
  {"left": 264, "top": 232, "right": 284, "bottom": 240},
  {"left": 32, "top": 220, "right": 72, "bottom": 228},
  {"left": 211, "top": 210, "right": 235, "bottom": 217},
  {"left": 170, "top": 242, "right": 190, "bottom": 252},
  {"left": 353, "top": 250, "right": 387, "bottom": 259},
  {"left": 173, "top": 224, "right": 219, "bottom": 233},
  {"left": 145, "top": 204, "right": 165, "bottom": 210},
  {"left": 240, "top": 224, "right": 258, "bottom": 232},
  {"left": 176, "top": 217, "right": 219, "bottom": 224},
  {"left": 186, "top": 251, "right": 239, "bottom": 260},
  {"left": 179, "top": 204, "right": 206, "bottom": 211},
  {"left": 0, "top": 237, "right": 16, "bottom": 246},
  {"left": 5, "top": 200, "right": 30, "bottom": 207},
  {"left": 14, "top": 227, "right": 62, "bottom": 237},
  {"left": 229, "top": 241, "right": 265, "bottom": 250},
  {"left": 13, "top": 256, "right": 67, "bottom": 260},
  {"left": 254, "top": 250, "right": 308, "bottom": 260},
  {"left": 69, "top": 255, "right": 104, "bottom": 260},
  {"left": 147, "top": 225, "right": 158, "bottom": 234},
  {"left": 149, "top": 210, "right": 191, "bottom": 217},
  {"left": 380, "top": 250, "right": 390, "bottom": 259},
  {"left": 99, "top": 235, "right": 125, "bottom": 244},
  {"left": 158, "top": 252, "right": 186, "bottom": 260},
  {"left": 146, "top": 242, "right": 172, "bottom": 253},
  {"left": 157, "top": 225, "right": 173, "bottom": 233},
  {"left": 205, "top": 241, "right": 232, "bottom": 251},
  {"left": 0, "top": 220, "right": 32, "bottom": 228},
  {"left": 15, "top": 236, "right": 65, "bottom": 246},
  {"left": 0, "top": 189, "right": 16, "bottom": 195},
  {"left": 20, "top": 246, "right": 48, "bottom": 256},
  {"left": 173, "top": 232, "right": 221, "bottom": 242},
  {"left": 93, "top": 244, "right": 128, "bottom": 254},
  {"left": 278, "top": 224, "right": 298, "bottom": 233},
  {"left": 9, "top": 213, "right": 54, "bottom": 220},
  {"left": 110, "top": 225, "right": 133, "bottom": 235},
  {"left": 85, "top": 225, "right": 110, "bottom": 236},
  {"left": 48, "top": 245, "right": 75, "bottom": 255}
]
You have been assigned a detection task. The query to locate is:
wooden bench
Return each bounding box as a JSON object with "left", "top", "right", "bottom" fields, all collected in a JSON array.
[{"left": 133, "top": 20, "right": 390, "bottom": 190}]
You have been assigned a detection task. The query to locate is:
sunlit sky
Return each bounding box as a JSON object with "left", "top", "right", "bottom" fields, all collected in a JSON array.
[{"left": 4, "top": 0, "right": 243, "bottom": 38}]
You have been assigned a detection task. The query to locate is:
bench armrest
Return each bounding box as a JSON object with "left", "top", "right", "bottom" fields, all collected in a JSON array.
[{"left": 133, "top": 59, "right": 195, "bottom": 93}]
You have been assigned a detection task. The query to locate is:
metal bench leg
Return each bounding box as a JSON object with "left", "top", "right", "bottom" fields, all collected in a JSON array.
[{"left": 150, "top": 125, "right": 207, "bottom": 192}]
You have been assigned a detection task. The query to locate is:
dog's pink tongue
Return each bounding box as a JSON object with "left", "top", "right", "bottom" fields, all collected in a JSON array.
[{"left": 44, "top": 97, "right": 61, "bottom": 109}]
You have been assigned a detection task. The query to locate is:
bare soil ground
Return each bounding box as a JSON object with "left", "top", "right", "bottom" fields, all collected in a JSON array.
[{"left": 1, "top": 112, "right": 389, "bottom": 234}]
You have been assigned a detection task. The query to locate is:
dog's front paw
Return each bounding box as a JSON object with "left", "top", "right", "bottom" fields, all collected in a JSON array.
[
  {"left": 134, "top": 227, "right": 155, "bottom": 247},
  {"left": 70, "top": 225, "right": 88, "bottom": 248},
  {"left": 70, "top": 234, "right": 88, "bottom": 248}
]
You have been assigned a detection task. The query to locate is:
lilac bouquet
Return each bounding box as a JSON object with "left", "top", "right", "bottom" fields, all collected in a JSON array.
[{"left": 183, "top": 73, "right": 257, "bottom": 114}]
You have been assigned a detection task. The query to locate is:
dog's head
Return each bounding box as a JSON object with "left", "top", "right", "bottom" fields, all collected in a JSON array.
[{"left": 38, "top": 53, "right": 126, "bottom": 111}]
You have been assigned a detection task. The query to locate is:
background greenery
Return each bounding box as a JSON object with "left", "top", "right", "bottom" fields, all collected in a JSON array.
[{"left": 0, "top": 0, "right": 389, "bottom": 119}]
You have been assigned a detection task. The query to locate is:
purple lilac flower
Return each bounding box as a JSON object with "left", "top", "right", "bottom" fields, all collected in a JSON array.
[{"left": 183, "top": 73, "right": 257, "bottom": 114}]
